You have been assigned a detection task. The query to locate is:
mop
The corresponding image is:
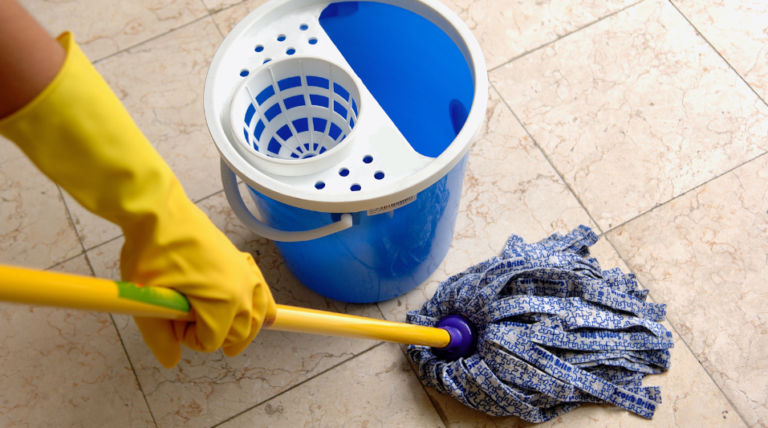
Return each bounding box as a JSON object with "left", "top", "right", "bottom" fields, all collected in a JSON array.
[
  {"left": 0, "top": 226, "right": 671, "bottom": 422},
  {"left": 406, "top": 225, "right": 672, "bottom": 421}
]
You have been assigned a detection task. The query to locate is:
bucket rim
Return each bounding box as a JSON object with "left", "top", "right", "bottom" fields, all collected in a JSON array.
[{"left": 204, "top": 0, "right": 488, "bottom": 213}]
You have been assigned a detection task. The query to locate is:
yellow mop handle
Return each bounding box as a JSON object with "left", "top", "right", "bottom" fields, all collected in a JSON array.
[{"left": 0, "top": 264, "right": 450, "bottom": 348}]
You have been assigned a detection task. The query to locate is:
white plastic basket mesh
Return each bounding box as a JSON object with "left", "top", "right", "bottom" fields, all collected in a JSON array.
[{"left": 232, "top": 57, "right": 360, "bottom": 160}]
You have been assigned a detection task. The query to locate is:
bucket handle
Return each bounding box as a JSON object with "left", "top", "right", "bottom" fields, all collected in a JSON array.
[{"left": 221, "top": 160, "right": 353, "bottom": 242}]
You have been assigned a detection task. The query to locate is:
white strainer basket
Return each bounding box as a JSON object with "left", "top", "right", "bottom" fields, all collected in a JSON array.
[{"left": 230, "top": 57, "right": 362, "bottom": 176}]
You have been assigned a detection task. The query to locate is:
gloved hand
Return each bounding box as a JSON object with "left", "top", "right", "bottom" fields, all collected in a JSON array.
[{"left": 0, "top": 32, "right": 276, "bottom": 368}]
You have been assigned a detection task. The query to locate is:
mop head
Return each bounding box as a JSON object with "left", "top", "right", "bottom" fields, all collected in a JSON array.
[{"left": 406, "top": 226, "right": 672, "bottom": 422}]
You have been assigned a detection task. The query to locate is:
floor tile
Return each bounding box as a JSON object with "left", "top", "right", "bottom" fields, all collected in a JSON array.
[
  {"left": 219, "top": 343, "right": 446, "bottom": 428},
  {"left": 202, "top": 0, "right": 249, "bottom": 14},
  {"left": 92, "top": 18, "right": 224, "bottom": 205},
  {"left": 672, "top": 0, "right": 768, "bottom": 102},
  {"left": 440, "top": 0, "right": 640, "bottom": 70},
  {"left": 588, "top": 236, "right": 630, "bottom": 272},
  {"left": 211, "top": 0, "right": 271, "bottom": 35},
  {"left": 0, "top": 138, "right": 82, "bottom": 269},
  {"left": 378, "top": 89, "right": 597, "bottom": 324},
  {"left": 88, "top": 237, "right": 125, "bottom": 280},
  {"left": 608, "top": 153, "right": 768, "bottom": 427},
  {"left": 0, "top": 255, "right": 156, "bottom": 427},
  {"left": 61, "top": 190, "right": 123, "bottom": 251},
  {"left": 47, "top": 251, "right": 94, "bottom": 275},
  {"left": 87, "top": 186, "right": 384, "bottom": 428},
  {"left": 18, "top": 0, "right": 209, "bottom": 62},
  {"left": 214, "top": 0, "right": 638, "bottom": 70},
  {"left": 492, "top": 0, "right": 768, "bottom": 231}
]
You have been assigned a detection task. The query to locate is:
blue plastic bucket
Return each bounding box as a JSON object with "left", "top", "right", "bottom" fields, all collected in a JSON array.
[{"left": 206, "top": 0, "right": 488, "bottom": 303}]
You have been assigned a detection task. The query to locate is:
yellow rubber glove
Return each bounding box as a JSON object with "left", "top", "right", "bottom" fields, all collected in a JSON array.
[{"left": 0, "top": 32, "right": 276, "bottom": 368}]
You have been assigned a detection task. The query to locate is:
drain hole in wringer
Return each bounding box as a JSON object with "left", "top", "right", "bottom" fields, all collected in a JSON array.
[{"left": 232, "top": 57, "right": 361, "bottom": 162}]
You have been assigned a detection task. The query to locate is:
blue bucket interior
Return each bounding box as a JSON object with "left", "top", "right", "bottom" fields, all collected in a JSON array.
[{"left": 319, "top": 1, "right": 474, "bottom": 158}]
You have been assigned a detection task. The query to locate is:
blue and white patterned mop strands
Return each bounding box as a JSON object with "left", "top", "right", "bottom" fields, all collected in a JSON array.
[{"left": 406, "top": 226, "right": 673, "bottom": 422}]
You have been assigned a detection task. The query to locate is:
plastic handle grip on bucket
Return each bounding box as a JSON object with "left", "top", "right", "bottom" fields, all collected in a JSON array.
[{"left": 221, "top": 159, "right": 353, "bottom": 242}]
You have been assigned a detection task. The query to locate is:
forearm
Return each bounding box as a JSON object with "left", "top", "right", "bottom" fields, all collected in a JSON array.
[
  {"left": 0, "top": 4, "right": 275, "bottom": 366},
  {"left": 0, "top": 0, "right": 65, "bottom": 119}
]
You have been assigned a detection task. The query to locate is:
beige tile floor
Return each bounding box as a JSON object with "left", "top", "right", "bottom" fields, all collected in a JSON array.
[{"left": 0, "top": 0, "right": 765, "bottom": 426}]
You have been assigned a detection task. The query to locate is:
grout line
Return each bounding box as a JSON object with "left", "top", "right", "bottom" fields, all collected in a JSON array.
[
  {"left": 488, "top": 0, "right": 647, "bottom": 73},
  {"left": 209, "top": 4, "right": 227, "bottom": 39},
  {"left": 55, "top": 184, "right": 89, "bottom": 253},
  {"left": 45, "top": 251, "right": 87, "bottom": 271},
  {"left": 92, "top": 14, "right": 216, "bottom": 65},
  {"left": 374, "top": 302, "right": 387, "bottom": 321},
  {"left": 395, "top": 343, "right": 451, "bottom": 428},
  {"left": 212, "top": 18, "right": 226, "bottom": 39},
  {"left": 602, "top": 151, "right": 768, "bottom": 235},
  {"left": 490, "top": 82, "right": 605, "bottom": 235},
  {"left": 602, "top": 235, "right": 752, "bottom": 428},
  {"left": 208, "top": 0, "right": 250, "bottom": 16},
  {"left": 210, "top": 342, "right": 386, "bottom": 427},
  {"left": 667, "top": 0, "right": 768, "bottom": 109},
  {"left": 55, "top": 185, "right": 161, "bottom": 426},
  {"left": 81, "top": 251, "right": 99, "bottom": 280},
  {"left": 199, "top": 0, "right": 227, "bottom": 39},
  {"left": 55, "top": 185, "right": 160, "bottom": 426},
  {"left": 191, "top": 177, "right": 243, "bottom": 205},
  {"left": 424, "top": 382, "right": 451, "bottom": 428},
  {"left": 198, "top": 0, "right": 212, "bottom": 14},
  {"left": 51, "top": 184, "right": 100, "bottom": 273},
  {"left": 109, "top": 314, "right": 161, "bottom": 428},
  {"left": 193, "top": 187, "right": 225, "bottom": 204},
  {"left": 54, "top": 183, "right": 125, "bottom": 254},
  {"left": 83, "top": 233, "right": 124, "bottom": 253},
  {"left": 661, "top": 316, "right": 751, "bottom": 428}
]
